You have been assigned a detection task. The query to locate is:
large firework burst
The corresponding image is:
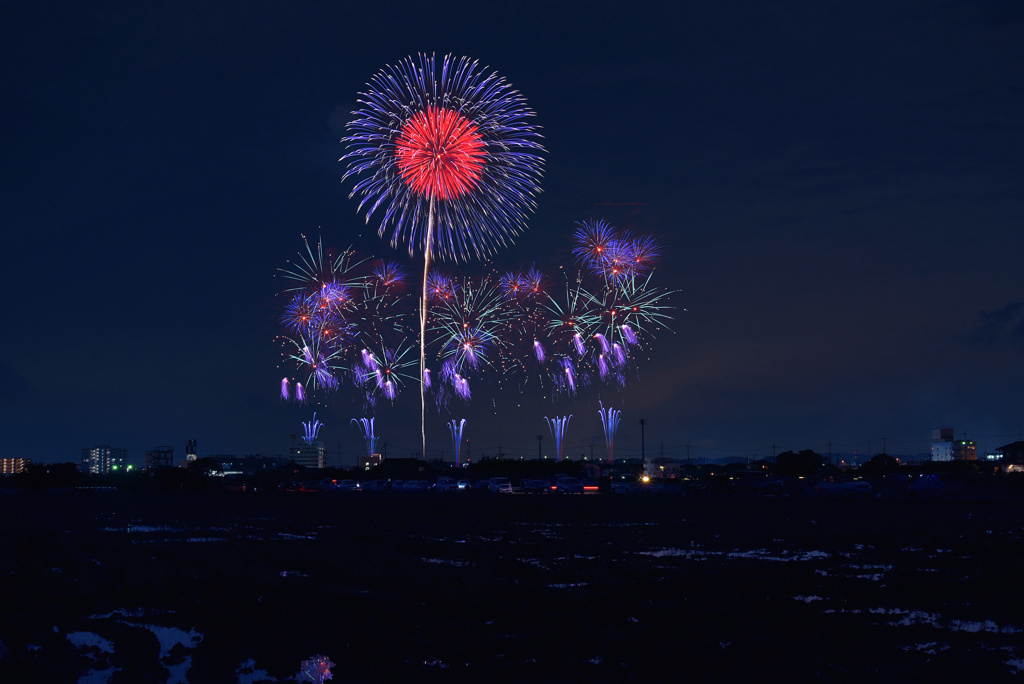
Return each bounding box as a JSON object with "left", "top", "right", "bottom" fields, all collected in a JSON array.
[
  {"left": 341, "top": 53, "right": 545, "bottom": 261},
  {"left": 342, "top": 53, "right": 545, "bottom": 455}
]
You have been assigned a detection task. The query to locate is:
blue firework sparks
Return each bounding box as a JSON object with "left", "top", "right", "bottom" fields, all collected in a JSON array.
[{"left": 341, "top": 53, "right": 545, "bottom": 262}]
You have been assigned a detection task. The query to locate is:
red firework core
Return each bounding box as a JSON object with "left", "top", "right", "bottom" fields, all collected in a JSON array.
[{"left": 395, "top": 105, "right": 485, "bottom": 201}]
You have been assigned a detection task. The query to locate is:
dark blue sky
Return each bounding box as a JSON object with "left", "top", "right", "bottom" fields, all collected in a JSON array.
[{"left": 3, "top": 1, "right": 1022, "bottom": 465}]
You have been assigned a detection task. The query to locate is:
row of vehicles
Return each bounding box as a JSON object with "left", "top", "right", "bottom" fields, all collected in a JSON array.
[{"left": 319, "top": 475, "right": 600, "bottom": 494}]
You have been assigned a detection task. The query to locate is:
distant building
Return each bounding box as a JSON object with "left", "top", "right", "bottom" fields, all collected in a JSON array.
[
  {"left": 0, "top": 458, "right": 28, "bottom": 475},
  {"left": 185, "top": 439, "right": 197, "bottom": 463},
  {"left": 931, "top": 428, "right": 954, "bottom": 461},
  {"left": 995, "top": 441, "right": 1024, "bottom": 472},
  {"left": 931, "top": 428, "right": 976, "bottom": 461},
  {"left": 359, "top": 453, "right": 382, "bottom": 470},
  {"left": 145, "top": 446, "right": 174, "bottom": 470},
  {"left": 644, "top": 458, "right": 681, "bottom": 479},
  {"left": 82, "top": 445, "right": 127, "bottom": 474},
  {"left": 290, "top": 441, "right": 325, "bottom": 469}
]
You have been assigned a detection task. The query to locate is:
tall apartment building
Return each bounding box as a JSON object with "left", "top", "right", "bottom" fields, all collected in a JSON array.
[
  {"left": 290, "top": 441, "right": 325, "bottom": 469},
  {"left": 82, "top": 445, "right": 127, "bottom": 474},
  {"left": 0, "top": 458, "right": 28, "bottom": 474}
]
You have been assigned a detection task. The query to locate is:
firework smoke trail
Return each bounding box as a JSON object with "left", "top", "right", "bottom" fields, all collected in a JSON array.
[
  {"left": 598, "top": 402, "right": 621, "bottom": 464},
  {"left": 544, "top": 415, "right": 573, "bottom": 462},
  {"left": 448, "top": 418, "right": 466, "bottom": 467},
  {"left": 573, "top": 334, "right": 586, "bottom": 356},
  {"left": 621, "top": 324, "right": 638, "bottom": 345},
  {"left": 342, "top": 53, "right": 545, "bottom": 457},
  {"left": 351, "top": 417, "right": 378, "bottom": 462},
  {"left": 419, "top": 196, "right": 434, "bottom": 485},
  {"left": 302, "top": 413, "right": 324, "bottom": 445}
]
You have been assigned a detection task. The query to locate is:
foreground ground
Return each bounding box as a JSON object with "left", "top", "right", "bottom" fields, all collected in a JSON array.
[{"left": 2, "top": 490, "right": 1023, "bottom": 682}]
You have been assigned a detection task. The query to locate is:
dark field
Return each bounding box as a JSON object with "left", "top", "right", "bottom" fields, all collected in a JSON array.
[{"left": 3, "top": 491, "right": 1024, "bottom": 682}]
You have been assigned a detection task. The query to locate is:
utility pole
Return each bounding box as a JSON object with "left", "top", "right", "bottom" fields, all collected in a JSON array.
[
  {"left": 827, "top": 441, "right": 832, "bottom": 466},
  {"left": 686, "top": 444, "right": 690, "bottom": 465},
  {"left": 537, "top": 434, "right": 543, "bottom": 459},
  {"left": 640, "top": 419, "right": 647, "bottom": 461},
  {"left": 882, "top": 436, "right": 887, "bottom": 455}
]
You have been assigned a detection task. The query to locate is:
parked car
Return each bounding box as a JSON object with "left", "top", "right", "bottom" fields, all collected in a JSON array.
[
  {"left": 369, "top": 479, "right": 390, "bottom": 492},
  {"left": 336, "top": 479, "right": 360, "bottom": 491},
  {"left": 435, "top": 477, "right": 457, "bottom": 492},
  {"left": 390, "top": 480, "right": 405, "bottom": 492},
  {"left": 404, "top": 480, "right": 430, "bottom": 492},
  {"left": 521, "top": 478, "right": 550, "bottom": 494},
  {"left": 488, "top": 477, "right": 513, "bottom": 494},
  {"left": 611, "top": 480, "right": 640, "bottom": 494},
  {"left": 457, "top": 479, "right": 472, "bottom": 491},
  {"left": 553, "top": 477, "right": 583, "bottom": 494},
  {"left": 611, "top": 475, "right": 641, "bottom": 494}
]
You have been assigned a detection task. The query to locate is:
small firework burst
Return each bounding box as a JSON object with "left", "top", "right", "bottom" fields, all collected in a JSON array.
[
  {"left": 598, "top": 402, "right": 621, "bottom": 463},
  {"left": 448, "top": 418, "right": 466, "bottom": 467},
  {"left": 544, "top": 414, "right": 573, "bottom": 462},
  {"left": 629, "top": 233, "right": 661, "bottom": 272},
  {"left": 297, "top": 655, "right": 335, "bottom": 683},
  {"left": 499, "top": 271, "right": 529, "bottom": 299},
  {"left": 426, "top": 272, "right": 458, "bottom": 303},
  {"left": 281, "top": 293, "right": 318, "bottom": 336},
  {"left": 302, "top": 413, "right": 324, "bottom": 444},
  {"left": 351, "top": 417, "right": 378, "bottom": 462},
  {"left": 373, "top": 260, "right": 406, "bottom": 288}
]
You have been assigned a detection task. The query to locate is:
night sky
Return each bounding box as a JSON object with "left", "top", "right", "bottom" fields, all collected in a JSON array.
[{"left": 3, "top": 1, "right": 1022, "bottom": 465}]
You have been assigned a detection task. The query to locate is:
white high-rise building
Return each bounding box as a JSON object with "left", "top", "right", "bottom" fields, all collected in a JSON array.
[{"left": 82, "top": 445, "right": 127, "bottom": 474}]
